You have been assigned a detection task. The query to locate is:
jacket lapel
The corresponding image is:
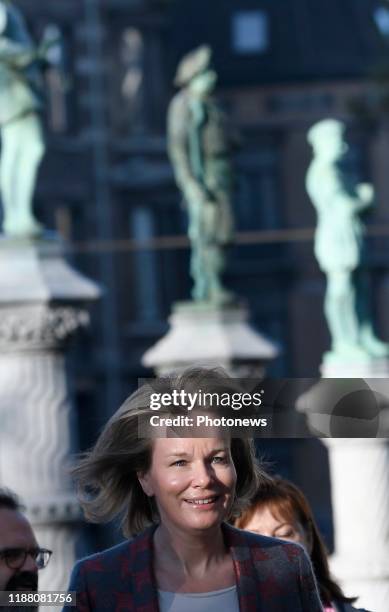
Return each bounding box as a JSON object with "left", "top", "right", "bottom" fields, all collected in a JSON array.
[
  {"left": 131, "top": 526, "right": 160, "bottom": 612},
  {"left": 222, "top": 523, "right": 264, "bottom": 612}
]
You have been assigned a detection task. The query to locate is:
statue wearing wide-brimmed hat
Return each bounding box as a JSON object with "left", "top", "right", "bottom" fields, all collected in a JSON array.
[{"left": 167, "top": 45, "right": 237, "bottom": 304}]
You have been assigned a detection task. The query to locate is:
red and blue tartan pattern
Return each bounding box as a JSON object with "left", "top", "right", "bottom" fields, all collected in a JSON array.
[{"left": 63, "top": 523, "right": 323, "bottom": 611}]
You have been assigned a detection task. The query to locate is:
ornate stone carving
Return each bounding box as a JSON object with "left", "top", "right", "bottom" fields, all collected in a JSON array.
[
  {"left": 0, "top": 306, "right": 90, "bottom": 349},
  {"left": 27, "top": 496, "right": 82, "bottom": 525}
]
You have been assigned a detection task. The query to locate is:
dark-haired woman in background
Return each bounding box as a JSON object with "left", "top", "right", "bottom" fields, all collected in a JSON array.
[
  {"left": 235, "top": 476, "right": 369, "bottom": 612},
  {"left": 63, "top": 369, "right": 322, "bottom": 611}
]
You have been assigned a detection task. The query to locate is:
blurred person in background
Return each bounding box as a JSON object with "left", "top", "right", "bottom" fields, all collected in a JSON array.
[
  {"left": 235, "top": 476, "right": 369, "bottom": 612},
  {"left": 0, "top": 488, "right": 52, "bottom": 611},
  {"left": 64, "top": 368, "right": 322, "bottom": 611}
]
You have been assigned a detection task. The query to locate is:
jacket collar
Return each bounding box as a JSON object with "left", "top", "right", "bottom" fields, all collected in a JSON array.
[{"left": 131, "top": 522, "right": 261, "bottom": 612}]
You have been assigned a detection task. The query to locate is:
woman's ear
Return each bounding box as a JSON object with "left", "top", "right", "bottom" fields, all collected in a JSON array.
[{"left": 137, "top": 471, "right": 154, "bottom": 497}]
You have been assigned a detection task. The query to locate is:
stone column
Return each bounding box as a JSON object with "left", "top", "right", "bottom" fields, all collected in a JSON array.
[
  {"left": 142, "top": 301, "right": 279, "bottom": 377},
  {"left": 299, "top": 370, "right": 389, "bottom": 612},
  {"left": 324, "top": 438, "right": 389, "bottom": 612},
  {"left": 0, "top": 235, "right": 100, "bottom": 591}
]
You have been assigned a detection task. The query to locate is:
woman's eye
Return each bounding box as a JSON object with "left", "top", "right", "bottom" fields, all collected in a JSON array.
[
  {"left": 172, "top": 460, "right": 187, "bottom": 467},
  {"left": 212, "top": 455, "right": 227, "bottom": 464},
  {"left": 277, "top": 530, "right": 294, "bottom": 538}
]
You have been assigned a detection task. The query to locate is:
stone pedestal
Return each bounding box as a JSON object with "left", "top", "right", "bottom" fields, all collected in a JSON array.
[
  {"left": 301, "top": 355, "right": 389, "bottom": 612},
  {"left": 142, "top": 301, "right": 279, "bottom": 377},
  {"left": 321, "top": 354, "right": 389, "bottom": 378},
  {"left": 324, "top": 438, "right": 389, "bottom": 612},
  {"left": 0, "top": 234, "right": 100, "bottom": 591}
]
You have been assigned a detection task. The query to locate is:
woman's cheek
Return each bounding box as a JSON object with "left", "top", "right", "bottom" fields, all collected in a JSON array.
[{"left": 167, "top": 474, "right": 189, "bottom": 489}]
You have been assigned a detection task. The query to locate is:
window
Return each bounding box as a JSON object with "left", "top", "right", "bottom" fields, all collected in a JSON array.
[
  {"left": 232, "top": 10, "right": 269, "bottom": 54},
  {"left": 374, "top": 6, "right": 389, "bottom": 36},
  {"left": 43, "top": 24, "right": 68, "bottom": 133}
]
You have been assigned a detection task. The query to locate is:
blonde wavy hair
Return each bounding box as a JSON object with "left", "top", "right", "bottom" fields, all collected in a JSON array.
[{"left": 72, "top": 367, "right": 269, "bottom": 536}]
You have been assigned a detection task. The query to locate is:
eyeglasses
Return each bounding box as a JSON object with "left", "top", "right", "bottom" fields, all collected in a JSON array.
[{"left": 0, "top": 548, "right": 52, "bottom": 570}]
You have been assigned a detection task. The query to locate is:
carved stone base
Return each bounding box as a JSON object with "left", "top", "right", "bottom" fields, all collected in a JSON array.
[
  {"left": 0, "top": 351, "right": 76, "bottom": 494},
  {"left": 142, "top": 301, "right": 279, "bottom": 376},
  {"left": 0, "top": 233, "right": 100, "bottom": 590}
]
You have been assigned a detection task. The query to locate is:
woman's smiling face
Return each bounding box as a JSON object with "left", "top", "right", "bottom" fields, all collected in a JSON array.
[{"left": 138, "top": 437, "right": 237, "bottom": 534}]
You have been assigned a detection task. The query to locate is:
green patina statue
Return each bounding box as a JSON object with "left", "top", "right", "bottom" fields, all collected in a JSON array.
[
  {"left": 306, "top": 118, "right": 389, "bottom": 361},
  {"left": 0, "top": 0, "right": 55, "bottom": 237},
  {"left": 167, "top": 45, "right": 236, "bottom": 304}
]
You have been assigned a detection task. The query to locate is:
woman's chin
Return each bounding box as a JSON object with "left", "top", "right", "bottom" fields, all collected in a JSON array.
[{"left": 181, "top": 504, "right": 228, "bottom": 530}]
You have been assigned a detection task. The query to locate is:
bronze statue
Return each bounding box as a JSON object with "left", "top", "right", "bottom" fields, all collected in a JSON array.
[
  {"left": 306, "top": 118, "right": 389, "bottom": 361},
  {"left": 167, "top": 46, "right": 236, "bottom": 303},
  {"left": 0, "top": 0, "right": 56, "bottom": 237}
]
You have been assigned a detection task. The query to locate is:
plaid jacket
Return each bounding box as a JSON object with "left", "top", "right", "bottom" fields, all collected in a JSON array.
[{"left": 64, "top": 523, "right": 323, "bottom": 611}]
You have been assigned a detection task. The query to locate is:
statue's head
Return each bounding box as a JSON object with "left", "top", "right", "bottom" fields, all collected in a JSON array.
[
  {"left": 189, "top": 68, "right": 217, "bottom": 97},
  {"left": 307, "top": 119, "right": 347, "bottom": 160},
  {"left": 174, "top": 45, "right": 215, "bottom": 94}
]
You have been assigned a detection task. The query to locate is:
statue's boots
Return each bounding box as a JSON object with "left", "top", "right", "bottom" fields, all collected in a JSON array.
[
  {"left": 3, "top": 214, "right": 43, "bottom": 237},
  {"left": 359, "top": 326, "right": 389, "bottom": 358},
  {"left": 331, "top": 342, "right": 372, "bottom": 362}
]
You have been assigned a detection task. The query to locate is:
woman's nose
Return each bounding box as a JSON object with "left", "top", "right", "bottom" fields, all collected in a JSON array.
[{"left": 192, "top": 461, "right": 213, "bottom": 486}]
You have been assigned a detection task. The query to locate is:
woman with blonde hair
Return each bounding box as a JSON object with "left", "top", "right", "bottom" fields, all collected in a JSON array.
[
  {"left": 64, "top": 369, "right": 322, "bottom": 611},
  {"left": 235, "top": 476, "right": 369, "bottom": 612}
]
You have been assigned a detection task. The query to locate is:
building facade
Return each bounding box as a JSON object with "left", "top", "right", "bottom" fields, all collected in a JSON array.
[{"left": 10, "top": 0, "right": 389, "bottom": 578}]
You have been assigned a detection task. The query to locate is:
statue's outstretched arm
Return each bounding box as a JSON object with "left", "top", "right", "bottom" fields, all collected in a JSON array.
[
  {"left": 326, "top": 171, "right": 374, "bottom": 214},
  {"left": 332, "top": 186, "right": 373, "bottom": 214},
  {"left": 355, "top": 183, "right": 374, "bottom": 211}
]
